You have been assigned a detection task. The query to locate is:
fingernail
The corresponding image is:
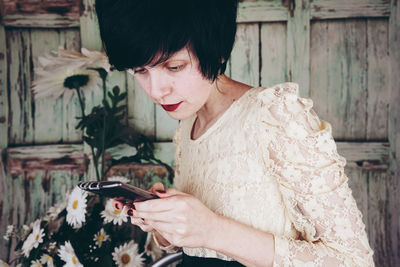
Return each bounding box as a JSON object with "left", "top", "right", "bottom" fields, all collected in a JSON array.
[
  {"left": 115, "top": 202, "right": 121, "bottom": 210},
  {"left": 127, "top": 209, "right": 134, "bottom": 216},
  {"left": 156, "top": 190, "right": 166, "bottom": 193}
]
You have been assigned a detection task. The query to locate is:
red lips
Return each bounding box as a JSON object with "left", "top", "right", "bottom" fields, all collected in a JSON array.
[{"left": 161, "top": 102, "right": 182, "bottom": 112}]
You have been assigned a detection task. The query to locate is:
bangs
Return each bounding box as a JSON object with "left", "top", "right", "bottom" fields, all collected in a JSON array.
[{"left": 100, "top": 0, "right": 191, "bottom": 71}]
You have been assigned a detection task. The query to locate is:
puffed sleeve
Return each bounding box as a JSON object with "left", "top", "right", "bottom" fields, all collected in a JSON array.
[{"left": 257, "top": 83, "right": 374, "bottom": 267}]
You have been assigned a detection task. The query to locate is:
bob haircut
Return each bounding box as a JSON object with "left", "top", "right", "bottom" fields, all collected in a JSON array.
[{"left": 95, "top": 0, "right": 238, "bottom": 81}]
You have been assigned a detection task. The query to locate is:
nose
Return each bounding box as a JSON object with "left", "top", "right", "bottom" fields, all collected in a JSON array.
[{"left": 147, "top": 71, "right": 172, "bottom": 101}]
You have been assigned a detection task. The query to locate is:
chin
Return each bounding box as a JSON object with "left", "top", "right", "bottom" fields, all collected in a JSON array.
[{"left": 166, "top": 111, "right": 195, "bottom": 121}]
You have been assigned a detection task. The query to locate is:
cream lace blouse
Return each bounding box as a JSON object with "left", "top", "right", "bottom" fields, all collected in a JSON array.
[{"left": 171, "top": 82, "right": 374, "bottom": 266}]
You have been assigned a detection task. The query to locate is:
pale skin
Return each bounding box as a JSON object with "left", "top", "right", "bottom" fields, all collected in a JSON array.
[{"left": 114, "top": 47, "right": 275, "bottom": 267}]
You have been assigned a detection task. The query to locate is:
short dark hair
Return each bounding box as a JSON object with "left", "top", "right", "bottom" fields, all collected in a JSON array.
[{"left": 95, "top": 0, "right": 238, "bottom": 81}]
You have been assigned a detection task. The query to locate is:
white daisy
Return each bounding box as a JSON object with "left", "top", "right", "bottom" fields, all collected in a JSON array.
[
  {"left": 0, "top": 260, "right": 9, "bottom": 267},
  {"left": 32, "top": 47, "right": 110, "bottom": 102},
  {"left": 30, "top": 259, "right": 42, "bottom": 267},
  {"left": 58, "top": 241, "right": 83, "bottom": 267},
  {"left": 101, "top": 199, "right": 128, "bottom": 225},
  {"left": 3, "top": 225, "right": 14, "bottom": 241},
  {"left": 112, "top": 241, "right": 144, "bottom": 267},
  {"left": 93, "top": 228, "right": 110, "bottom": 248},
  {"left": 66, "top": 187, "right": 87, "bottom": 229},
  {"left": 40, "top": 254, "right": 54, "bottom": 267},
  {"left": 21, "top": 220, "right": 45, "bottom": 257},
  {"left": 107, "top": 176, "right": 130, "bottom": 184}
]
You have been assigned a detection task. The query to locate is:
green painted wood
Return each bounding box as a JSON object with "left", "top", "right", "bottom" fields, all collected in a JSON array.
[
  {"left": 260, "top": 22, "right": 287, "bottom": 86},
  {"left": 346, "top": 168, "right": 369, "bottom": 229},
  {"left": 31, "top": 30, "right": 64, "bottom": 144},
  {"left": 2, "top": 14, "right": 80, "bottom": 28},
  {"left": 367, "top": 170, "right": 390, "bottom": 266},
  {"left": 230, "top": 23, "right": 260, "bottom": 87},
  {"left": 309, "top": 21, "right": 330, "bottom": 122},
  {"left": 310, "top": 20, "right": 368, "bottom": 140},
  {"left": 80, "top": 0, "right": 102, "bottom": 51},
  {"left": 388, "top": 0, "right": 400, "bottom": 265},
  {"left": 8, "top": 29, "right": 34, "bottom": 145},
  {"left": 366, "top": 19, "right": 389, "bottom": 140},
  {"left": 127, "top": 75, "right": 156, "bottom": 139},
  {"left": 237, "top": 0, "right": 287, "bottom": 23},
  {"left": 287, "top": 0, "right": 310, "bottom": 97},
  {"left": 59, "top": 30, "right": 83, "bottom": 143},
  {"left": 310, "top": 0, "right": 390, "bottom": 20},
  {"left": 0, "top": 24, "right": 7, "bottom": 151}
]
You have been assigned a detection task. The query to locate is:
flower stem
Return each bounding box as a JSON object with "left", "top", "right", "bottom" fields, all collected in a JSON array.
[
  {"left": 75, "top": 87, "right": 86, "bottom": 119},
  {"left": 101, "top": 78, "right": 107, "bottom": 181},
  {"left": 75, "top": 87, "right": 101, "bottom": 181}
]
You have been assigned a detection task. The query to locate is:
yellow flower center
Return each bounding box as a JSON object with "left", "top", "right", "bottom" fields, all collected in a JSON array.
[
  {"left": 98, "top": 235, "right": 104, "bottom": 242},
  {"left": 35, "top": 234, "right": 39, "bottom": 241},
  {"left": 72, "top": 200, "right": 79, "bottom": 210},
  {"left": 121, "top": 253, "right": 131, "bottom": 264},
  {"left": 38, "top": 264, "right": 42, "bottom": 267},
  {"left": 72, "top": 256, "right": 77, "bottom": 264},
  {"left": 113, "top": 209, "right": 121, "bottom": 215}
]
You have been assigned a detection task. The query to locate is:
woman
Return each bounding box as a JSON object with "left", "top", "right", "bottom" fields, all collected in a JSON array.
[{"left": 95, "top": 0, "right": 374, "bottom": 266}]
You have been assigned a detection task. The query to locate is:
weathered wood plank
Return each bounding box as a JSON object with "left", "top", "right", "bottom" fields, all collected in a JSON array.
[
  {"left": 6, "top": 144, "right": 87, "bottom": 179},
  {"left": 310, "top": 21, "right": 329, "bottom": 121},
  {"left": 0, "top": 25, "right": 7, "bottom": 151},
  {"left": 310, "top": 0, "right": 390, "bottom": 19},
  {"left": 8, "top": 29, "right": 34, "bottom": 145},
  {"left": 337, "top": 142, "right": 390, "bottom": 169},
  {"left": 287, "top": 0, "right": 311, "bottom": 97},
  {"left": 30, "top": 30, "right": 64, "bottom": 144},
  {"left": 59, "top": 29, "right": 83, "bottom": 142},
  {"left": 260, "top": 22, "right": 287, "bottom": 86},
  {"left": 368, "top": 170, "right": 390, "bottom": 266},
  {"left": 237, "top": 0, "right": 288, "bottom": 23},
  {"left": 313, "top": 20, "right": 368, "bottom": 139},
  {"left": 366, "top": 19, "right": 389, "bottom": 140},
  {"left": 0, "top": 0, "right": 80, "bottom": 28},
  {"left": 127, "top": 75, "right": 156, "bottom": 139},
  {"left": 1, "top": 14, "right": 80, "bottom": 28},
  {"left": 80, "top": 0, "right": 102, "bottom": 51},
  {"left": 230, "top": 23, "right": 260, "bottom": 86},
  {"left": 346, "top": 168, "right": 368, "bottom": 229},
  {"left": 388, "top": 0, "right": 400, "bottom": 265}
]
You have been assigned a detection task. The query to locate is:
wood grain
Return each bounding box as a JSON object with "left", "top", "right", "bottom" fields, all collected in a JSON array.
[
  {"left": 0, "top": 25, "right": 7, "bottom": 151},
  {"left": 311, "top": 0, "right": 390, "bottom": 19},
  {"left": 287, "top": 0, "right": 311, "bottom": 97},
  {"left": 231, "top": 23, "right": 260, "bottom": 87},
  {"left": 260, "top": 22, "right": 287, "bottom": 86}
]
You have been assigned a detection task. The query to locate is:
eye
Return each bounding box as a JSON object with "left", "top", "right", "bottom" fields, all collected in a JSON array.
[
  {"left": 133, "top": 68, "right": 147, "bottom": 74},
  {"left": 168, "top": 64, "right": 184, "bottom": 72}
]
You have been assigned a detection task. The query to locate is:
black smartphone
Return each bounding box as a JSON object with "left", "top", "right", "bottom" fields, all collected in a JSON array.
[{"left": 78, "top": 181, "right": 158, "bottom": 202}]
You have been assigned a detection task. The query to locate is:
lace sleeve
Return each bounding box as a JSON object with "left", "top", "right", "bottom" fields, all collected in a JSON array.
[{"left": 258, "top": 83, "right": 374, "bottom": 267}]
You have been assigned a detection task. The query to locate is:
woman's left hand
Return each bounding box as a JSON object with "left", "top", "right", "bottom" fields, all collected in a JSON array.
[{"left": 131, "top": 188, "right": 220, "bottom": 248}]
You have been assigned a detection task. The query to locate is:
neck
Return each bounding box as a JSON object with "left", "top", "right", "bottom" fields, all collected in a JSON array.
[{"left": 195, "top": 75, "right": 252, "bottom": 131}]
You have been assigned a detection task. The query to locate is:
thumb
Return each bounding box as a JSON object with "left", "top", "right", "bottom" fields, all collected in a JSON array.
[
  {"left": 149, "top": 182, "right": 165, "bottom": 194},
  {"left": 154, "top": 187, "right": 183, "bottom": 198}
]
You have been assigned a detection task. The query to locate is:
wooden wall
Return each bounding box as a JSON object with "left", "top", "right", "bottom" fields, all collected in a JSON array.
[{"left": 0, "top": 0, "right": 399, "bottom": 266}]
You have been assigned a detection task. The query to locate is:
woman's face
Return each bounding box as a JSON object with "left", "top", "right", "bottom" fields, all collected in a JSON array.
[{"left": 130, "top": 48, "right": 214, "bottom": 120}]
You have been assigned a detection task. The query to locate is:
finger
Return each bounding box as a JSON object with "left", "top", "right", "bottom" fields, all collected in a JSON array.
[
  {"left": 112, "top": 199, "right": 124, "bottom": 210},
  {"left": 130, "top": 217, "right": 154, "bottom": 232},
  {"left": 149, "top": 182, "right": 165, "bottom": 194},
  {"left": 132, "top": 209, "right": 180, "bottom": 223},
  {"left": 134, "top": 197, "right": 174, "bottom": 212}
]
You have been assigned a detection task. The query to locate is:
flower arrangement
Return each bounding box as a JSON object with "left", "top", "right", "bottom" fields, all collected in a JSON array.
[{"left": 1, "top": 48, "right": 172, "bottom": 266}]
